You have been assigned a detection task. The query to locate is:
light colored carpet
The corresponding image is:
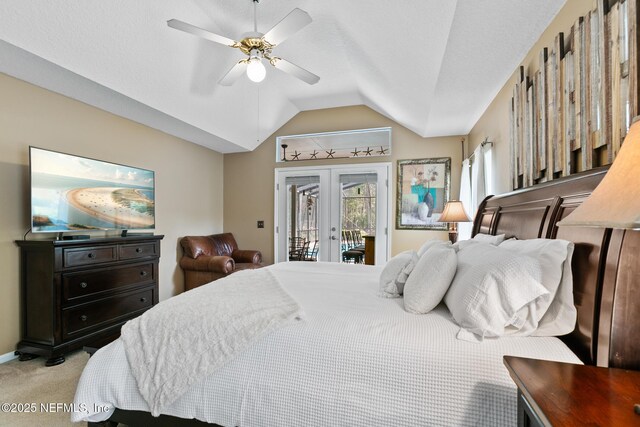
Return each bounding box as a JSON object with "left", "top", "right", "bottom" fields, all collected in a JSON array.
[{"left": 0, "top": 351, "right": 89, "bottom": 427}]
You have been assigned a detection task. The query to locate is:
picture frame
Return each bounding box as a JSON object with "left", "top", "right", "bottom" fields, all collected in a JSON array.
[{"left": 396, "top": 157, "right": 451, "bottom": 230}]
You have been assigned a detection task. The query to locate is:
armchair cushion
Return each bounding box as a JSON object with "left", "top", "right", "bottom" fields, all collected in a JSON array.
[{"left": 181, "top": 236, "right": 215, "bottom": 259}]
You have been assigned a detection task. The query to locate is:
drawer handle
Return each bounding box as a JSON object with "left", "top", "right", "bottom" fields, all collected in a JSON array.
[
  {"left": 80, "top": 315, "right": 88, "bottom": 322},
  {"left": 135, "top": 247, "right": 142, "bottom": 253},
  {"left": 140, "top": 271, "right": 148, "bottom": 277},
  {"left": 140, "top": 297, "right": 147, "bottom": 303},
  {"left": 80, "top": 282, "right": 88, "bottom": 289},
  {"left": 87, "top": 253, "right": 95, "bottom": 259}
]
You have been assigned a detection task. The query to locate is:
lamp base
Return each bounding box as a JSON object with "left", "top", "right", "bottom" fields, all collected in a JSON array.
[{"left": 448, "top": 231, "right": 458, "bottom": 244}]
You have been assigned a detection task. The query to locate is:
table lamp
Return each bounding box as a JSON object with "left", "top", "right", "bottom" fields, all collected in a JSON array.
[{"left": 439, "top": 200, "right": 471, "bottom": 243}]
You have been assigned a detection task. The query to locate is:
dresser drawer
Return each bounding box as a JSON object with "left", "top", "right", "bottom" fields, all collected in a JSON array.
[
  {"left": 63, "top": 246, "right": 117, "bottom": 268},
  {"left": 119, "top": 242, "right": 157, "bottom": 260},
  {"left": 63, "top": 288, "right": 153, "bottom": 338},
  {"left": 63, "top": 263, "right": 155, "bottom": 301}
]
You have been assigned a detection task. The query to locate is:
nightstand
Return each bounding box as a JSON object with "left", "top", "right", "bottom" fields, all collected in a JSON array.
[{"left": 504, "top": 356, "right": 640, "bottom": 426}]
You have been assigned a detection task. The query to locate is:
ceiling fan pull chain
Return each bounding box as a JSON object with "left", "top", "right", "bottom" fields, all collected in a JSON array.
[{"left": 257, "top": 86, "right": 260, "bottom": 145}]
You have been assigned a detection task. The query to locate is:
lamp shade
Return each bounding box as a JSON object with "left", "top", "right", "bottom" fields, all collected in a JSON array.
[
  {"left": 558, "top": 119, "right": 640, "bottom": 229},
  {"left": 439, "top": 200, "right": 471, "bottom": 223}
]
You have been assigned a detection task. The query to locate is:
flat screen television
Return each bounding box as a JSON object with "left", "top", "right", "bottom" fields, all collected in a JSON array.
[{"left": 30, "top": 147, "right": 155, "bottom": 233}]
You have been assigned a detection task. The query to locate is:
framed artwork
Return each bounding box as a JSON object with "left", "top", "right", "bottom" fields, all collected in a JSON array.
[{"left": 396, "top": 157, "right": 451, "bottom": 230}]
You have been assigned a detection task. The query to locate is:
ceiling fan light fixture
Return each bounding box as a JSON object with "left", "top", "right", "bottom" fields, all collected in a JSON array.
[
  {"left": 168, "top": 3, "right": 319, "bottom": 86},
  {"left": 246, "top": 57, "right": 266, "bottom": 83}
]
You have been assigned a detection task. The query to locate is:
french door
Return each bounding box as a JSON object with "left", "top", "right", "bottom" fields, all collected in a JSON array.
[{"left": 275, "top": 163, "right": 390, "bottom": 264}]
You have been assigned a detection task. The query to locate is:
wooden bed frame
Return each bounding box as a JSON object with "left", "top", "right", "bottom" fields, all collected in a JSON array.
[
  {"left": 90, "top": 167, "right": 639, "bottom": 426},
  {"left": 473, "top": 167, "right": 639, "bottom": 370}
]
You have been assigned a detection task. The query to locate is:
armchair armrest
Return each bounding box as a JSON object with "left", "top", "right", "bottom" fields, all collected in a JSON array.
[
  {"left": 179, "top": 255, "right": 235, "bottom": 274},
  {"left": 231, "top": 249, "right": 262, "bottom": 264}
]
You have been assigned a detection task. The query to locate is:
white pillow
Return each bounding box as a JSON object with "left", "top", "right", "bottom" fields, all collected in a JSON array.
[
  {"left": 499, "top": 238, "right": 576, "bottom": 336},
  {"left": 453, "top": 234, "right": 506, "bottom": 251},
  {"left": 404, "top": 244, "right": 457, "bottom": 314},
  {"left": 379, "top": 251, "right": 419, "bottom": 298},
  {"left": 417, "top": 239, "right": 452, "bottom": 257},
  {"left": 444, "top": 243, "right": 549, "bottom": 340},
  {"left": 472, "top": 233, "right": 506, "bottom": 245}
]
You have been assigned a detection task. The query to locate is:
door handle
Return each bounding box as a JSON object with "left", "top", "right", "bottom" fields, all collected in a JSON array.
[{"left": 330, "top": 236, "right": 337, "bottom": 240}]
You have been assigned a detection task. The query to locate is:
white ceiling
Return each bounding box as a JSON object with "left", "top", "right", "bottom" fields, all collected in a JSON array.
[{"left": 0, "top": 0, "right": 565, "bottom": 153}]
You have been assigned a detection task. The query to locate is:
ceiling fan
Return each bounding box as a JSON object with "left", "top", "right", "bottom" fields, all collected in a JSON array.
[{"left": 167, "top": 0, "right": 320, "bottom": 86}]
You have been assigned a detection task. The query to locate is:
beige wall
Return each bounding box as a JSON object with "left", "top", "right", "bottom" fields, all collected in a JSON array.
[
  {"left": 0, "top": 73, "right": 224, "bottom": 355},
  {"left": 224, "top": 105, "right": 464, "bottom": 264},
  {"left": 469, "top": 1, "right": 595, "bottom": 195}
]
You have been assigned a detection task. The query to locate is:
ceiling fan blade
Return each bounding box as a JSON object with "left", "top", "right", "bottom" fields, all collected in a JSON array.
[
  {"left": 272, "top": 58, "right": 320, "bottom": 85},
  {"left": 219, "top": 61, "right": 248, "bottom": 86},
  {"left": 167, "top": 19, "right": 237, "bottom": 47},
  {"left": 263, "top": 8, "right": 312, "bottom": 46}
]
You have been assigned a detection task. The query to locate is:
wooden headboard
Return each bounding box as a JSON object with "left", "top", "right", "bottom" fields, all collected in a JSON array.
[{"left": 472, "top": 167, "right": 639, "bottom": 371}]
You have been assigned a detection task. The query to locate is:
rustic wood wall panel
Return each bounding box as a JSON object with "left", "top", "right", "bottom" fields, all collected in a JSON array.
[
  {"left": 563, "top": 48, "right": 574, "bottom": 175},
  {"left": 577, "top": 17, "right": 589, "bottom": 169},
  {"left": 509, "top": 0, "right": 638, "bottom": 189},
  {"left": 510, "top": 94, "right": 517, "bottom": 189},
  {"left": 630, "top": 0, "right": 639, "bottom": 122},
  {"left": 592, "top": 7, "right": 607, "bottom": 153},
  {"left": 554, "top": 33, "right": 566, "bottom": 177},
  {"left": 537, "top": 48, "right": 548, "bottom": 181},
  {"left": 526, "top": 82, "right": 535, "bottom": 187},
  {"left": 584, "top": 11, "right": 594, "bottom": 170},
  {"left": 610, "top": 2, "right": 622, "bottom": 158},
  {"left": 545, "top": 48, "right": 557, "bottom": 181}
]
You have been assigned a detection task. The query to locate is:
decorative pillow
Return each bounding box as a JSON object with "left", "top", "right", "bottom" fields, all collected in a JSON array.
[
  {"left": 444, "top": 243, "right": 549, "bottom": 340},
  {"left": 453, "top": 234, "right": 506, "bottom": 251},
  {"left": 404, "top": 244, "right": 457, "bottom": 314},
  {"left": 499, "top": 238, "right": 576, "bottom": 336},
  {"left": 452, "top": 239, "right": 476, "bottom": 251},
  {"left": 379, "top": 251, "right": 419, "bottom": 298},
  {"left": 417, "top": 239, "right": 452, "bottom": 257},
  {"left": 472, "top": 233, "right": 506, "bottom": 245}
]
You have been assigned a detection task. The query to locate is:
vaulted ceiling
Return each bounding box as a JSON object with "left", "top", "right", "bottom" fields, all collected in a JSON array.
[{"left": 0, "top": 1, "right": 565, "bottom": 153}]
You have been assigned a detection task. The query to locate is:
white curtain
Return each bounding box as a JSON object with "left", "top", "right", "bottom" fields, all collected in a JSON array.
[
  {"left": 459, "top": 144, "right": 491, "bottom": 240},
  {"left": 458, "top": 159, "right": 473, "bottom": 240},
  {"left": 470, "top": 145, "right": 487, "bottom": 212}
]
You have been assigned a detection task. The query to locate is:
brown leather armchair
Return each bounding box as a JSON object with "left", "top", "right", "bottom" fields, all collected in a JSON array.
[{"left": 180, "top": 233, "right": 263, "bottom": 291}]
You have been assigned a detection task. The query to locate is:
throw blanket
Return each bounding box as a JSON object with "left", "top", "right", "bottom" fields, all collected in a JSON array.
[{"left": 121, "top": 268, "right": 302, "bottom": 416}]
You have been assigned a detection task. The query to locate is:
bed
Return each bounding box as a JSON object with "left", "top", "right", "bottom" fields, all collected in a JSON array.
[{"left": 74, "top": 167, "right": 640, "bottom": 426}]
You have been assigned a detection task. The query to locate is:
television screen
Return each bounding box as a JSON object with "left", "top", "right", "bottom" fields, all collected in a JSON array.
[{"left": 30, "top": 147, "right": 155, "bottom": 233}]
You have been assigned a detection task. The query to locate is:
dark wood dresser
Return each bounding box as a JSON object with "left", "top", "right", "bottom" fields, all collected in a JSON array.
[{"left": 15, "top": 235, "right": 163, "bottom": 366}]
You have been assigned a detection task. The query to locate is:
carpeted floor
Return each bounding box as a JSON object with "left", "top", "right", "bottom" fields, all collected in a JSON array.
[{"left": 0, "top": 351, "right": 89, "bottom": 427}]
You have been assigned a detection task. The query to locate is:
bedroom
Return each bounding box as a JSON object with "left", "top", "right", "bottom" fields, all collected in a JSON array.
[{"left": 1, "top": 0, "right": 639, "bottom": 426}]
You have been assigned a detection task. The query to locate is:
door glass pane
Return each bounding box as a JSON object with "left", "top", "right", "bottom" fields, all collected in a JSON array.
[
  {"left": 339, "top": 174, "right": 376, "bottom": 264},
  {"left": 285, "top": 176, "right": 319, "bottom": 262}
]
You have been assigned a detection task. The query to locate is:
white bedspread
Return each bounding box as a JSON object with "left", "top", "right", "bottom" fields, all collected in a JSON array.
[
  {"left": 73, "top": 262, "right": 581, "bottom": 426},
  {"left": 120, "top": 268, "right": 302, "bottom": 416}
]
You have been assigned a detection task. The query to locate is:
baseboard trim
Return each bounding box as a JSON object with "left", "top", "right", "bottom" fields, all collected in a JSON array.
[{"left": 0, "top": 351, "right": 18, "bottom": 364}]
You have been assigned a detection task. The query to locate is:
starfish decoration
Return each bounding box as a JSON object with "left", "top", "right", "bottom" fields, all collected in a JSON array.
[
  {"left": 377, "top": 146, "right": 388, "bottom": 155},
  {"left": 291, "top": 150, "right": 301, "bottom": 160},
  {"left": 364, "top": 147, "right": 373, "bottom": 156},
  {"left": 326, "top": 149, "right": 336, "bottom": 158},
  {"left": 310, "top": 150, "right": 319, "bottom": 159},
  {"left": 351, "top": 148, "right": 360, "bottom": 157}
]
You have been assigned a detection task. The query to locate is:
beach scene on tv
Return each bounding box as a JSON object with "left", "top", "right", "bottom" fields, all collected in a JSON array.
[{"left": 31, "top": 148, "right": 155, "bottom": 232}]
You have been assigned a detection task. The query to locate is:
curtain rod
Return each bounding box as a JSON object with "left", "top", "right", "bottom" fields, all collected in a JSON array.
[{"left": 466, "top": 137, "right": 493, "bottom": 162}]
